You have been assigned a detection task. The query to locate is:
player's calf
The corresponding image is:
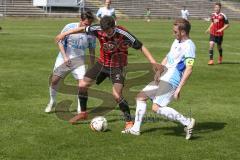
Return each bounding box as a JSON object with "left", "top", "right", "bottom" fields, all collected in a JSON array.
[{"left": 116, "top": 96, "right": 134, "bottom": 129}]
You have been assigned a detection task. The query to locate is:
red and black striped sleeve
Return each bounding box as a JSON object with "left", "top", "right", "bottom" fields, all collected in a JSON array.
[
  {"left": 85, "top": 24, "right": 102, "bottom": 37},
  {"left": 116, "top": 27, "right": 143, "bottom": 50}
]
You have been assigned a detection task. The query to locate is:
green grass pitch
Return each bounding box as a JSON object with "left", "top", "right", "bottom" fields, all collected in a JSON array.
[{"left": 0, "top": 18, "right": 240, "bottom": 160}]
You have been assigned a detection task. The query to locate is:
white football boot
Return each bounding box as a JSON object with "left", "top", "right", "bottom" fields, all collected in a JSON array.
[
  {"left": 45, "top": 101, "right": 56, "bottom": 113},
  {"left": 185, "top": 118, "right": 195, "bottom": 140},
  {"left": 121, "top": 128, "right": 140, "bottom": 136}
]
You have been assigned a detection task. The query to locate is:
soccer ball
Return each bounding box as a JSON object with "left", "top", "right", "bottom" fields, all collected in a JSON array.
[{"left": 90, "top": 116, "right": 108, "bottom": 132}]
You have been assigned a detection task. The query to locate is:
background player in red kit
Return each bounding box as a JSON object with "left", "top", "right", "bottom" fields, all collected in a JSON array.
[
  {"left": 55, "top": 16, "right": 163, "bottom": 130},
  {"left": 206, "top": 2, "right": 229, "bottom": 65}
]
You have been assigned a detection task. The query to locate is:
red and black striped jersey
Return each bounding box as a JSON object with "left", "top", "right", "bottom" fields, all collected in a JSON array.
[
  {"left": 85, "top": 25, "right": 143, "bottom": 67},
  {"left": 210, "top": 12, "right": 229, "bottom": 36}
]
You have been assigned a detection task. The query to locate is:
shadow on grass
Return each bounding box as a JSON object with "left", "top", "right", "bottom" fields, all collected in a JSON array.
[
  {"left": 220, "top": 62, "right": 240, "bottom": 65},
  {"left": 103, "top": 129, "right": 112, "bottom": 132},
  {"left": 142, "top": 122, "right": 227, "bottom": 140},
  {"left": 53, "top": 100, "right": 121, "bottom": 124},
  {"left": 52, "top": 100, "right": 227, "bottom": 137},
  {"left": 72, "top": 118, "right": 120, "bottom": 125}
]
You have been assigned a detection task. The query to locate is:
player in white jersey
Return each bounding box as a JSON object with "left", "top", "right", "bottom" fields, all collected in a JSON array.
[
  {"left": 45, "top": 11, "right": 96, "bottom": 113},
  {"left": 181, "top": 6, "right": 189, "bottom": 20},
  {"left": 122, "top": 19, "right": 196, "bottom": 140},
  {"left": 96, "top": 0, "right": 116, "bottom": 21}
]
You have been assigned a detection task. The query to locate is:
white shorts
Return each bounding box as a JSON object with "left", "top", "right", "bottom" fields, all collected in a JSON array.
[
  {"left": 53, "top": 56, "right": 86, "bottom": 80},
  {"left": 142, "top": 81, "right": 176, "bottom": 106}
]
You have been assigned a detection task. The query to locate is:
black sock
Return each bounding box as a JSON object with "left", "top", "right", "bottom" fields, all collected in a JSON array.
[
  {"left": 209, "top": 49, "right": 213, "bottom": 60},
  {"left": 218, "top": 48, "right": 223, "bottom": 57},
  {"left": 118, "top": 98, "right": 132, "bottom": 122},
  {"left": 78, "top": 91, "right": 88, "bottom": 112}
]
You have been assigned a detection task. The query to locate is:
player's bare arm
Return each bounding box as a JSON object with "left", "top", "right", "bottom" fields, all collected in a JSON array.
[
  {"left": 161, "top": 56, "right": 167, "bottom": 65},
  {"left": 154, "top": 57, "right": 167, "bottom": 83},
  {"left": 58, "top": 42, "right": 71, "bottom": 65},
  {"left": 206, "top": 23, "right": 213, "bottom": 34},
  {"left": 55, "top": 26, "right": 86, "bottom": 43},
  {"left": 217, "top": 23, "right": 230, "bottom": 33},
  {"left": 174, "top": 64, "right": 193, "bottom": 100},
  {"left": 140, "top": 45, "right": 157, "bottom": 64},
  {"left": 140, "top": 45, "right": 164, "bottom": 73}
]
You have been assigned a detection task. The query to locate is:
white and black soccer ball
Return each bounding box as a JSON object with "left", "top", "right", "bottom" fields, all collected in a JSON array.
[{"left": 90, "top": 116, "right": 108, "bottom": 132}]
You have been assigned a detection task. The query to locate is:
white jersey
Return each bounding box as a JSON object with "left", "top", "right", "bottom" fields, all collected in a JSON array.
[
  {"left": 181, "top": 9, "right": 189, "bottom": 20},
  {"left": 53, "top": 23, "right": 96, "bottom": 80},
  {"left": 96, "top": 7, "right": 115, "bottom": 18},
  {"left": 59, "top": 22, "right": 96, "bottom": 60},
  {"left": 160, "top": 39, "right": 196, "bottom": 88}
]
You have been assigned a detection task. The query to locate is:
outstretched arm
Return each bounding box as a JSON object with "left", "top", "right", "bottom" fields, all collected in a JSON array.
[
  {"left": 140, "top": 45, "right": 164, "bottom": 73},
  {"left": 140, "top": 45, "right": 157, "bottom": 64},
  {"left": 174, "top": 65, "right": 193, "bottom": 100},
  {"left": 154, "top": 56, "right": 167, "bottom": 83},
  {"left": 217, "top": 23, "right": 230, "bottom": 33},
  {"left": 55, "top": 26, "right": 86, "bottom": 43}
]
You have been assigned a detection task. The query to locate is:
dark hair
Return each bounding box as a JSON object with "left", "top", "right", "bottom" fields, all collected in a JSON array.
[
  {"left": 81, "top": 10, "right": 94, "bottom": 21},
  {"left": 100, "top": 16, "right": 115, "bottom": 31},
  {"left": 215, "top": 2, "right": 222, "bottom": 8},
  {"left": 174, "top": 18, "right": 191, "bottom": 35}
]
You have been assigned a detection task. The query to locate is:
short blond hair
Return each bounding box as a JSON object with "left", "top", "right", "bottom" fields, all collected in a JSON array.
[{"left": 174, "top": 18, "right": 191, "bottom": 35}]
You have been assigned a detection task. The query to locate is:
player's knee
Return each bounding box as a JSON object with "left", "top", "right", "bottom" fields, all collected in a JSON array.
[
  {"left": 113, "top": 95, "right": 121, "bottom": 103},
  {"left": 78, "top": 83, "right": 88, "bottom": 93},
  {"left": 79, "top": 80, "right": 89, "bottom": 88},
  {"left": 51, "top": 81, "right": 57, "bottom": 87},
  {"left": 152, "top": 103, "right": 161, "bottom": 112},
  {"left": 51, "top": 78, "right": 59, "bottom": 86},
  {"left": 112, "top": 92, "right": 121, "bottom": 102},
  {"left": 136, "top": 92, "right": 147, "bottom": 101},
  {"left": 209, "top": 42, "right": 214, "bottom": 48}
]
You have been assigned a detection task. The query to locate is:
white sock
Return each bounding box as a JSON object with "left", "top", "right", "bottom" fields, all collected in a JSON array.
[
  {"left": 77, "top": 96, "right": 81, "bottom": 113},
  {"left": 156, "top": 106, "right": 190, "bottom": 126},
  {"left": 131, "top": 100, "right": 147, "bottom": 132},
  {"left": 49, "top": 87, "right": 57, "bottom": 104}
]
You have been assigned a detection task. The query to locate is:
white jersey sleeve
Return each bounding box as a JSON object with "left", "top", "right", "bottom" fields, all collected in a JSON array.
[
  {"left": 57, "top": 22, "right": 96, "bottom": 59},
  {"left": 184, "top": 40, "right": 196, "bottom": 59},
  {"left": 59, "top": 23, "right": 79, "bottom": 46}
]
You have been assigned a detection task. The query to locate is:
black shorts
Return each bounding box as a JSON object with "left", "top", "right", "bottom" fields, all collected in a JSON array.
[
  {"left": 85, "top": 62, "right": 125, "bottom": 85},
  {"left": 210, "top": 34, "right": 223, "bottom": 45}
]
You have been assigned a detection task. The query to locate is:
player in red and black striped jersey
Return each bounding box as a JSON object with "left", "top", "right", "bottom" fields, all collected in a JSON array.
[
  {"left": 55, "top": 16, "right": 163, "bottom": 130},
  {"left": 85, "top": 24, "right": 142, "bottom": 67},
  {"left": 206, "top": 2, "right": 229, "bottom": 65}
]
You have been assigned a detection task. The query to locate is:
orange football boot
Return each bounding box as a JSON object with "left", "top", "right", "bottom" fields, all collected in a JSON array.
[
  {"left": 69, "top": 112, "right": 88, "bottom": 124},
  {"left": 208, "top": 60, "right": 214, "bottom": 65},
  {"left": 218, "top": 56, "right": 223, "bottom": 64}
]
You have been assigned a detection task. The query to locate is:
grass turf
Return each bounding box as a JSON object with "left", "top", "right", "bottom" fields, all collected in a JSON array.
[{"left": 0, "top": 18, "right": 240, "bottom": 160}]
